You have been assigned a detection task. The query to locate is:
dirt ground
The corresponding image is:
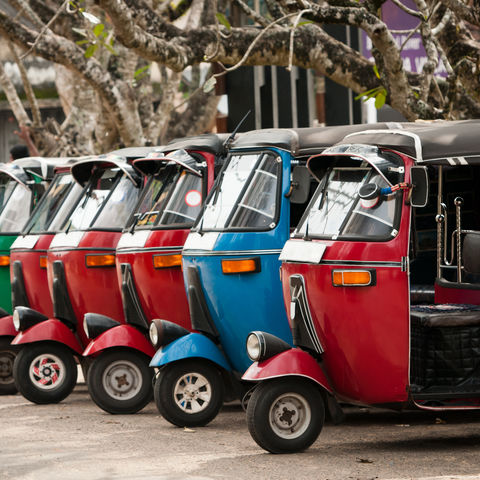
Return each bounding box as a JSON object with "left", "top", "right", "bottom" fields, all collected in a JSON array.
[{"left": 1, "top": 379, "right": 480, "bottom": 480}]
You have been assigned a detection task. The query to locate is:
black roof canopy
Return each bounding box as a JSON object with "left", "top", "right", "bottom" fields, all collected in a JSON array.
[
  {"left": 228, "top": 123, "right": 405, "bottom": 157},
  {"left": 164, "top": 133, "right": 229, "bottom": 155},
  {"left": 339, "top": 120, "right": 480, "bottom": 165}
]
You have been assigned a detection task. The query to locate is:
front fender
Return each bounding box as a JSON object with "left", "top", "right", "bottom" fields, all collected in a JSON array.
[
  {"left": 83, "top": 324, "right": 155, "bottom": 358},
  {"left": 0, "top": 315, "right": 15, "bottom": 337},
  {"left": 11, "top": 318, "right": 83, "bottom": 354},
  {"left": 149, "top": 332, "right": 231, "bottom": 371},
  {"left": 242, "top": 348, "right": 333, "bottom": 394}
]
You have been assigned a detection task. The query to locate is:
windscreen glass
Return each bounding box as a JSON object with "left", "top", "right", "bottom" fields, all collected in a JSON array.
[
  {"left": 200, "top": 151, "right": 281, "bottom": 231},
  {"left": 0, "top": 175, "right": 15, "bottom": 209},
  {"left": 24, "top": 173, "right": 83, "bottom": 234},
  {"left": 0, "top": 183, "right": 32, "bottom": 233},
  {"left": 295, "top": 150, "right": 404, "bottom": 241},
  {"left": 65, "top": 168, "right": 139, "bottom": 231},
  {"left": 129, "top": 163, "right": 203, "bottom": 229}
]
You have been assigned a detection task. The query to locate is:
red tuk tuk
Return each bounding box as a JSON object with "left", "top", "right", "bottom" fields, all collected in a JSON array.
[
  {"left": 243, "top": 120, "right": 480, "bottom": 453},
  {"left": 12, "top": 149, "right": 154, "bottom": 404}
]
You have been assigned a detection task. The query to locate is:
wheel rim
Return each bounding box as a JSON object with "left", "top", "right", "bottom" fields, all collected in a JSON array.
[
  {"left": 173, "top": 372, "right": 212, "bottom": 414},
  {"left": 0, "top": 349, "right": 15, "bottom": 385},
  {"left": 28, "top": 353, "right": 66, "bottom": 390},
  {"left": 102, "top": 359, "right": 143, "bottom": 400},
  {"left": 268, "top": 391, "right": 312, "bottom": 440}
]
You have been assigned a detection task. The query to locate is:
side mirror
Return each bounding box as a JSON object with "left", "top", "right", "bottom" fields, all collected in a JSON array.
[
  {"left": 410, "top": 166, "right": 429, "bottom": 208},
  {"left": 289, "top": 166, "right": 311, "bottom": 204}
]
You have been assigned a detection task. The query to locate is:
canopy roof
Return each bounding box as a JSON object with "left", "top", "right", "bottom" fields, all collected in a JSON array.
[
  {"left": 71, "top": 154, "right": 140, "bottom": 186},
  {"left": 133, "top": 150, "right": 202, "bottom": 177},
  {"left": 164, "top": 133, "right": 229, "bottom": 155},
  {"left": 228, "top": 123, "right": 406, "bottom": 156},
  {"left": 340, "top": 120, "right": 480, "bottom": 165}
]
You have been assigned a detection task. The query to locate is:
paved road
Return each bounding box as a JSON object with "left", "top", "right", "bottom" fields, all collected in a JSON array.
[{"left": 1, "top": 381, "right": 480, "bottom": 480}]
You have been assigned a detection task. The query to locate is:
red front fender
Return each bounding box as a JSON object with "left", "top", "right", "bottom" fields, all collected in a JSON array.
[
  {"left": 83, "top": 324, "right": 155, "bottom": 358},
  {"left": 11, "top": 318, "right": 83, "bottom": 354},
  {"left": 242, "top": 348, "right": 333, "bottom": 394},
  {"left": 0, "top": 315, "right": 15, "bottom": 337}
]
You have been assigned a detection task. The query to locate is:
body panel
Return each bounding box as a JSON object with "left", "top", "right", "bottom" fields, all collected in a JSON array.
[
  {"left": 11, "top": 318, "right": 83, "bottom": 354},
  {"left": 149, "top": 332, "right": 231, "bottom": 371}
]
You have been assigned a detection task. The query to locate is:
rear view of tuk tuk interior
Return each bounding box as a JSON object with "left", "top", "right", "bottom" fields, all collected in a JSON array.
[{"left": 244, "top": 120, "right": 480, "bottom": 453}]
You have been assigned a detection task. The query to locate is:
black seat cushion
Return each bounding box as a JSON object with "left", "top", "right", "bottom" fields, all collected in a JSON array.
[
  {"left": 410, "top": 285, "right": 435, "bottom": 304},
  {"left": 411, "top": 304, "right": 480, "bottom": 327}
]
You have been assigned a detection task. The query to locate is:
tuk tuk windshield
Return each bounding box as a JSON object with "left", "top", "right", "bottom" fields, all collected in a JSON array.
[
  {"left": 0, "top": 181, "right": 32, "bottom": 233},
  {"left": 295, "top": 151, "right": 404, "bottom": 241},
  {"left": 24, "top": 173, "right": 84, "bottom": 234},
  {"left": 198, "top": 151, "right": 281, "bottom": 231},
  {"left": 129, "top": 163, "right": 203, "bottom": 229},
  {"left": 65, "top": 169, "right": 140, "bottom": 232}
]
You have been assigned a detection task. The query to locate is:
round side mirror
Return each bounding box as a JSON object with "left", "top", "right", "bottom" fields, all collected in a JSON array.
[{"left": 359, "top": 183, "right": 380, "bottom": 200}]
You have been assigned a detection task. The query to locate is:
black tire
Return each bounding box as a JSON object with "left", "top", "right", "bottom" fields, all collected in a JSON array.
[
  {"left": 0, "top": 338, "right": 18, "bottom": 395},
  {"left": 13, "top": 342, "right": 77, "bottom": 404},
  {"left": 87, "top": 349, "right": 153, "bottom": 414},
  {"left": 154, "top": 359, "right": 224, "bottom": 427},
  {"left": 246, "top": 378, "right": 325, "bottom": 453}
]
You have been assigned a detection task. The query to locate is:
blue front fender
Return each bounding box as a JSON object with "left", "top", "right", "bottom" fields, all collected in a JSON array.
[{"left": 149, "top": 332, "right": 231, "bottom": 371}]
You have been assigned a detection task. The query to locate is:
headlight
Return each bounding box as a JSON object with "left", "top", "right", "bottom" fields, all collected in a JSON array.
[
  {"left": 246, "top": 331, "right": 291, "bottom": 363},
  {"left": 149, "top": 322, "right": 159, "bottom": 348},
  {"left": 246, "top": 332, "right": 263, "bottom": 362},
  {"left": 12, "top": 310, "right": 20, "bottom": 331}
]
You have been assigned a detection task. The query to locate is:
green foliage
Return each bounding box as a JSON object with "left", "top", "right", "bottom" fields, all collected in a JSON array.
[
  {"left": 75, "top": 21, "right": 118, "bottom": 58},
  {"left": 355, "top": 86, "right": 387, "bottom": 109},
  {"left": 216, "top": 12, "right": 231, "bottom": 30},
  {"left": 354, "top": 64, "right": 386, "bottom": 109}
]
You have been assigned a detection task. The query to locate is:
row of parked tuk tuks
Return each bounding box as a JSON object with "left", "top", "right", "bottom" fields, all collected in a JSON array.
[{"left": 1, "top": 120, "right": 480, "bottom": 453}]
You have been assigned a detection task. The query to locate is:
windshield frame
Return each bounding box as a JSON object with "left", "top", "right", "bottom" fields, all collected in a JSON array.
[
  {"left": 63, "top": 168, "right": 140, "bottom": 233},
  {"left": 192, "top": 148, "right": 283, "bottom": 233},
  {"left": 21, "top": 172, "right": 83, "bottom": 235},
  {"left": 125, "top": 160, "right": 207, "bottom": 232},
  {"left": 294, "top": 150, "right": 405, "bottom": 242}
]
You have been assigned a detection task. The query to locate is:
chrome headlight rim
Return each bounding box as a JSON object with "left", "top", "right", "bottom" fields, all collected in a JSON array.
[
  {"left": 246, "top": 331, "right": 265, "bottom": 362},
  {"left": 83, "top": 316, "right": 89, "bottom": 339}
]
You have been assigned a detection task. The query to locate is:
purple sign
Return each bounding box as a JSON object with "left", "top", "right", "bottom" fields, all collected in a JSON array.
[{"left": 361, "top": 0, "right": 446, "bottom": 76}]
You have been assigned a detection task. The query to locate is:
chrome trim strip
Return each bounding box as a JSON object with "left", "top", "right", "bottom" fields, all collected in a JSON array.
[
  {"left": 183, "top": 249, "right": 282, "bottom": 257},
  {"left": 318, "top": 260, "right": 402, "bottom": 268},
  {"left": 290, "top": 274, "right": 324, "bottom": 354},
  {"left": 117, "top": 245, "right": 184, "bottom": 254}
]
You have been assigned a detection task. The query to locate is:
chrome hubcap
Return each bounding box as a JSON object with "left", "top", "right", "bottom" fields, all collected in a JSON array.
[
  {"left": 29, "top": 353, "right": 65, "bottom": 390},
  {"left": 269, "top": 392, "right": 311, "bottom": 439},
  {"left": 173, "top": 372, "right": 211, "bottom": 414},
  {"left": 102, "top": 360, "right": 142, "bottom": 400}
]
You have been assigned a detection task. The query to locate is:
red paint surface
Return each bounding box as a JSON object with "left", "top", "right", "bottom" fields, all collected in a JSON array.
[
  {"left": 12, "top": 318, "right": 83, "bottom": 354},
  {"left": 83, "top": 324, "right": 156, "bottom": 357},
  {"left": 0, "top": 315, "right": 15, "bottom": 336}
]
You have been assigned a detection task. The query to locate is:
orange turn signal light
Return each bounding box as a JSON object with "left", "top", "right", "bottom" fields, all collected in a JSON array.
[
  {"left": 85, "top": 254, "right": 116, "bottom": 268},
  {"left": 0, "top": 255, "right": 10, "bottom": 267},
  {"left": 39, "top": 256, "right": 47, "bottom": 269},
  {"left": 153, "top": 254, "right": 182, "bottom": 269},
  {"left": 221, "top": 258, "right": 260, "bottom": 275},
  {"left": 332, "top": 270, "right": 373, "bottom": 287}
]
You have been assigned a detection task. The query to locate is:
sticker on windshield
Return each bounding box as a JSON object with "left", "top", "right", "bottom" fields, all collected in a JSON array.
[{"left": 185, "top": 190, "right": 202, "bottom": 207}]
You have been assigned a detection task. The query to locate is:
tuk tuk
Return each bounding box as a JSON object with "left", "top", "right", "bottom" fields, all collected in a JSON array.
[
  {"left": 11, "top": 148, "right": 155, "bottom": 404},
  {"left": 243, "top": 120, "right": 480, "bottom": 453},
  {"left": 149, "top": 125, "right": 390, "bottom": 427},
  {"left": 82, "top": 134, "right": 225, "bottom": 414},
  {"left": 0, "top": 157, "right": 65, "bottom": 394}
]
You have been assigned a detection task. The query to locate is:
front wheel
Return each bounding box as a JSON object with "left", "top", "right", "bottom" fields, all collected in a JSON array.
[
  {"left": 154, "top": 359, "right": 224, "bottom": 427},
  {"left": 0, "top": 338, "right": 18, "bottom": 395},
  {"left": 87, "top": 350, "right": 153, "bottom": 414},
  {"left": 246, "top": 378, "right": 325, "bottom": 453},
  {"left": 13, "top": 342, "right": 77, "bottom": 404}
]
